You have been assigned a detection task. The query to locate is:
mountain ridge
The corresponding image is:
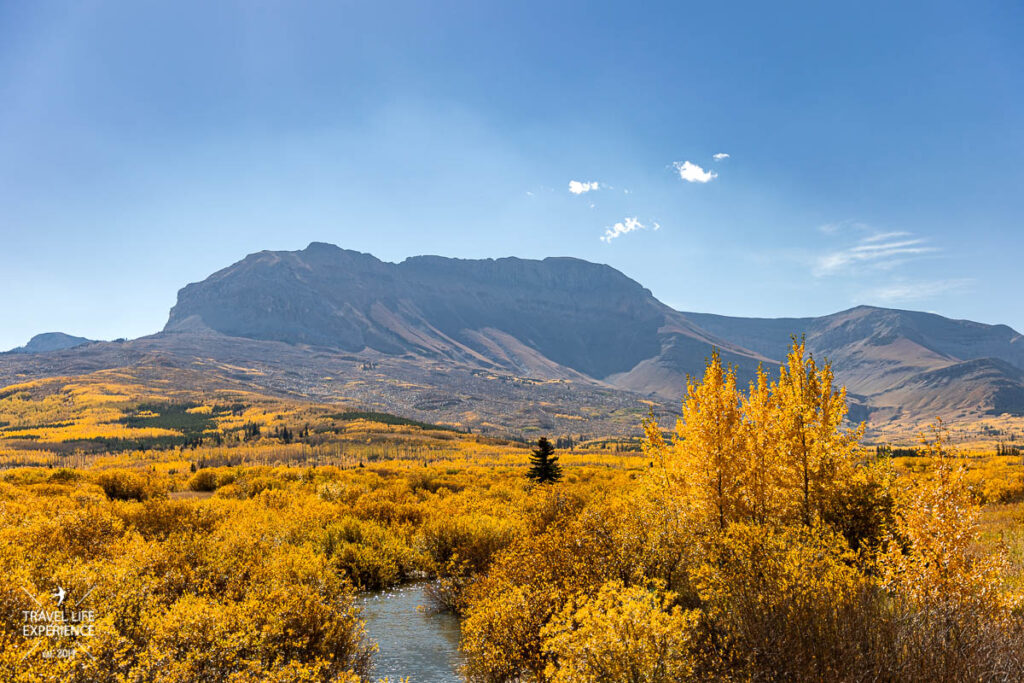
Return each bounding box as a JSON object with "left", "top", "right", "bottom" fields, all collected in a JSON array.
[
  {"left": 5, "top": 332, "right": 95, "bottom": 355},
  {"left": 165, "top": 243, "right": 766, "bottom": 384},
  {"left": 3, "top": 243, "right": 1022, "bottom": 437}
]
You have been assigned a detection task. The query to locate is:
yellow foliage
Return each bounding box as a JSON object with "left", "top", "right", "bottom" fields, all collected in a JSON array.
[
  {"left": 541, "top": 580, "right": 700, "bottom": 682},
  {"left": 3, "top": 347, "right": 1024, "bottom": 680}
]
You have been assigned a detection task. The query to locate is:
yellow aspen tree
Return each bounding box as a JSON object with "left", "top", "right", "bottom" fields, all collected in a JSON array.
[
  {"left": 774, "top": 337, "right": 861, "bottom": 525},
  {"left": 740, "top": 365, "right": 785, "bottom": 525},
  {"left": 806, "top": 357, "right": 863, "bottom": 519},
  {"left": 675, "top": 351, "right": 745, "bottom": 530},
  {"left": 774, "top": 338, "right": 818, "bottom": 524}
]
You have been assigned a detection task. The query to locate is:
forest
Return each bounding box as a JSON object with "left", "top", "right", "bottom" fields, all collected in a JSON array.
[{"left": 2, "top": 340, "right": 1024, "bottom": 681}]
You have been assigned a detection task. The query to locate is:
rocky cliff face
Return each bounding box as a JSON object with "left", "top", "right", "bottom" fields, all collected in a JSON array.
[
  {"left": 166, "top": 242, "right": 725, "bottom": 380},
  {"left": 161, "top": 242, "right": 1024, "bottom": 421}
]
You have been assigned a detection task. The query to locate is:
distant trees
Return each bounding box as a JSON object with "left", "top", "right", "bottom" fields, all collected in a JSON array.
[
  {"left": 242, "top": 422, "right": 261, "bottom": 441},
  {"left": 527, "top": 437, "right": 562, "bottom": 484},
  {"left": 996, "top": 442, "right": 1021, "bottom": 456},
  {"left": 876, "top": 444, "right": 921, "bottom": 458},
  {"left": 271, "top": 425, "right": 293, "bottom": 443},
  {"left": 554, "top": 435, "right": 576, "bottom": 450}
]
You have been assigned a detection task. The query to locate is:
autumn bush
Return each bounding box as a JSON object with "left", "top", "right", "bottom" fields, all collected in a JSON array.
[
  {"left": 459, "top": 341, "right": 1024, "bottom": 681},
  {"left": 541, "top": 580, "right": 701, "bottom": 682},
  {"left": 95, "top": 468, "right": 164, "bottom": 501},
  {"left": 187, "top": 468, "right": 220, "bottom": 492},
  {"left": 4, "top": 346, "right": 1024, "bottom": 680}
]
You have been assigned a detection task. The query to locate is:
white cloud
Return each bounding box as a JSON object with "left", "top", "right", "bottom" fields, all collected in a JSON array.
[
  {"left": 568, "top": 180, "right": 600, "bottom": 195},
  {"left": 814, "top": 230, "right": 939, "bottom": 277},
  {"left": 601, "top": 217, "right": 652, "bottom": 243},
  {"left": 860, "top": 230, "right": 911, "bottom": 242},
  {"left": 673, "top": 161, "right": 717, "bottom": 183},
  {"left": 863, "top": 279, "right": 973, "bottom": 303},
  {"left": 712, "top": 153, "right": 730, "bottom": 161},
  {"left": 817, "top": 220, "right": 874, "bottom": 235}
]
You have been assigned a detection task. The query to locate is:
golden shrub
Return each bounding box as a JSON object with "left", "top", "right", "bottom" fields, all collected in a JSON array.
[{"left": 541, "top": 580, "right": 700, "bottom": 682}]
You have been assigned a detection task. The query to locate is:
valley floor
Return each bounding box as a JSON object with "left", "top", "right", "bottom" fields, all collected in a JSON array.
[{"left": 3, "top": 357, "right": 1024, "bottom": 680}]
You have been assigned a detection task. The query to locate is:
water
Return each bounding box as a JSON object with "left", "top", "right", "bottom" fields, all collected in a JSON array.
[{"left": 360, "top": 582, "right": 464, "bottom": 682}]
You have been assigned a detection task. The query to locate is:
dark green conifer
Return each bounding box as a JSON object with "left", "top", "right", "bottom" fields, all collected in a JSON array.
[{"left": 526, "top": 437, "right": 562, "bottom": 484}]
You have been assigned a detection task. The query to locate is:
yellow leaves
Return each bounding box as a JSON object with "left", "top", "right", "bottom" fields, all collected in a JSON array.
[
  {"left": 695, "top": 523, "right": 862, "bottom": 622},
  {"left": 773, "top": 338, "right": 863, "bottom": 525},
  {"left": 646, "top": 339, "right": 864, "bottom": 531},
  {"left": 542, "top": 580, "right": 700, "bottom": 682},
  {"left": 458, "top": 482, "right": 701, "bottom": 679},
  {"left": 687, "top": 522, "right": 879, "bottom": 679},
  {"left": 21, "top": 423, "right": 182, "bottom": 444},
  {"left": 674, "top": 351, "right": 745, "bottom": 529},
  {"left": 740, "top": 364, "right": 787, "bottom": 524},
  {"left": 461, "top": 583, "right": 543, "bottom": 680},
  {"left": 3, "top": 362, "right": 1023, "bottom": 680},
  {"left": 0, "top": 470, "right": 386, "bottom": 681},
  {"left": 880, "top": 422, "right": 1008, "bottom": 611},
  {"left": 95, "top": 469, "right": 167, "bottom": 501},
  {"left": 457, "top": 345, "right": 1024, "bottom": 680}
]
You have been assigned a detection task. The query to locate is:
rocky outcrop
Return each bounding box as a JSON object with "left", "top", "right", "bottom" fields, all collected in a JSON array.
[{"left": 6, "top": 332, "right": 94, "bottom": 354}]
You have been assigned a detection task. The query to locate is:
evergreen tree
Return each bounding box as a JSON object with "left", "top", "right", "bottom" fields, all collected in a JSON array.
[{"left": 527, "top": 437, "right": 562, "bottom": 484}]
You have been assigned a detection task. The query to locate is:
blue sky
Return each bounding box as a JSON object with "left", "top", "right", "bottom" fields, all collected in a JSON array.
[{"left": 1, "top": 1, "right": 1022, "bottom": 350}]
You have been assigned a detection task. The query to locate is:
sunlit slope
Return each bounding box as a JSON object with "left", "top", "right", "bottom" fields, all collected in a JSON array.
[{"left": 684, "top": 305, "right": 1024, "bottom": 421}]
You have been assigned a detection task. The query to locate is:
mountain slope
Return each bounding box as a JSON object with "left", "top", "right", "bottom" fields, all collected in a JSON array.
[
  {"left": 5, "top": 332, "right": 94, "bottom": 354},
  {"left": 684, "top": 306, "right": 1024, "bottom": 416},
  {"left": 164, "top": 244, "right": 1024, "bottom": 421},
  {"left": 166, "top": 242, "right": 768, "bottom": 384},
  {"left": 2, "top": 243, "right": 1022, "bottom": 437},
  {"left": 871, "top": 358, "right": 1024, "bottom": 418}
]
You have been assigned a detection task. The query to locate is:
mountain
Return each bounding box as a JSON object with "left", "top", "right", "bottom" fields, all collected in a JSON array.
[
  {"left": 6, "top": 332, "right": 94, "bottom": 354},
  {"left": 163, "top": 243, "right": 1024, "bottom": 420},
  {"left": 165, "top": 242, "right": 769, "bottom": 385},
  {"left": 2, "top": 243, "right": 1022, "bottom": 438},
  {"left": 683, "top": 307, "right": 1024, "bottom": 420}
]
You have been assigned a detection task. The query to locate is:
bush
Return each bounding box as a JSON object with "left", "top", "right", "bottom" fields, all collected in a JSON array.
[
  {"left": 541, "top": 580, "right": 700, "bottom": 682},
  {"left": 419, "top": 513, "right": 516, "bottom": 574},
  {"left": 96, "top": 469, "right": 160, "bottom": 501},
  {"left": 188, "top": 469, "right": 220, "bottom": 492},
  {"left": 48, "top": 468, "right": 80, "bottom": 483}
]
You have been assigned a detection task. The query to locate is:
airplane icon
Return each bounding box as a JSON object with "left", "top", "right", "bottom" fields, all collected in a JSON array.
[{"left": 51, "top": 586, "right": 66, "bottom": 607}]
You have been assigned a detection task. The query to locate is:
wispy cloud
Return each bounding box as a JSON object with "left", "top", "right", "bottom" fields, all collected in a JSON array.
[
  {"left": 673, "top": 161, "right": 717, "bottom": 183},
  {"left": 864, "top": 278, "right": 973, "bottom": 303},
  {"left": 712, "top": 152, "right": 730, "bottom": 161},
  {"left": 860, "top": 230, "right": 911, "bottom": 243},
  {"left": 568, "top": 180, "right": 600, "bottom": 195},
  {"left": 600, "top": 217, "right": 660, "bottom": 243},
  {"left": 814, "top": 229, "right": 939, "bottom": 277}
]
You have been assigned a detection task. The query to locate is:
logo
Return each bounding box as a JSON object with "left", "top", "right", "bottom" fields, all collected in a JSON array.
[{"left": 19, "top": 583, "right": 98, "bottom": 662}]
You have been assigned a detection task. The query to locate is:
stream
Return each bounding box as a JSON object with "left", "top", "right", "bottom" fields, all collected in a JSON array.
[{"left": 360, "top": 581, "right": 464, "bottom": 682}]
